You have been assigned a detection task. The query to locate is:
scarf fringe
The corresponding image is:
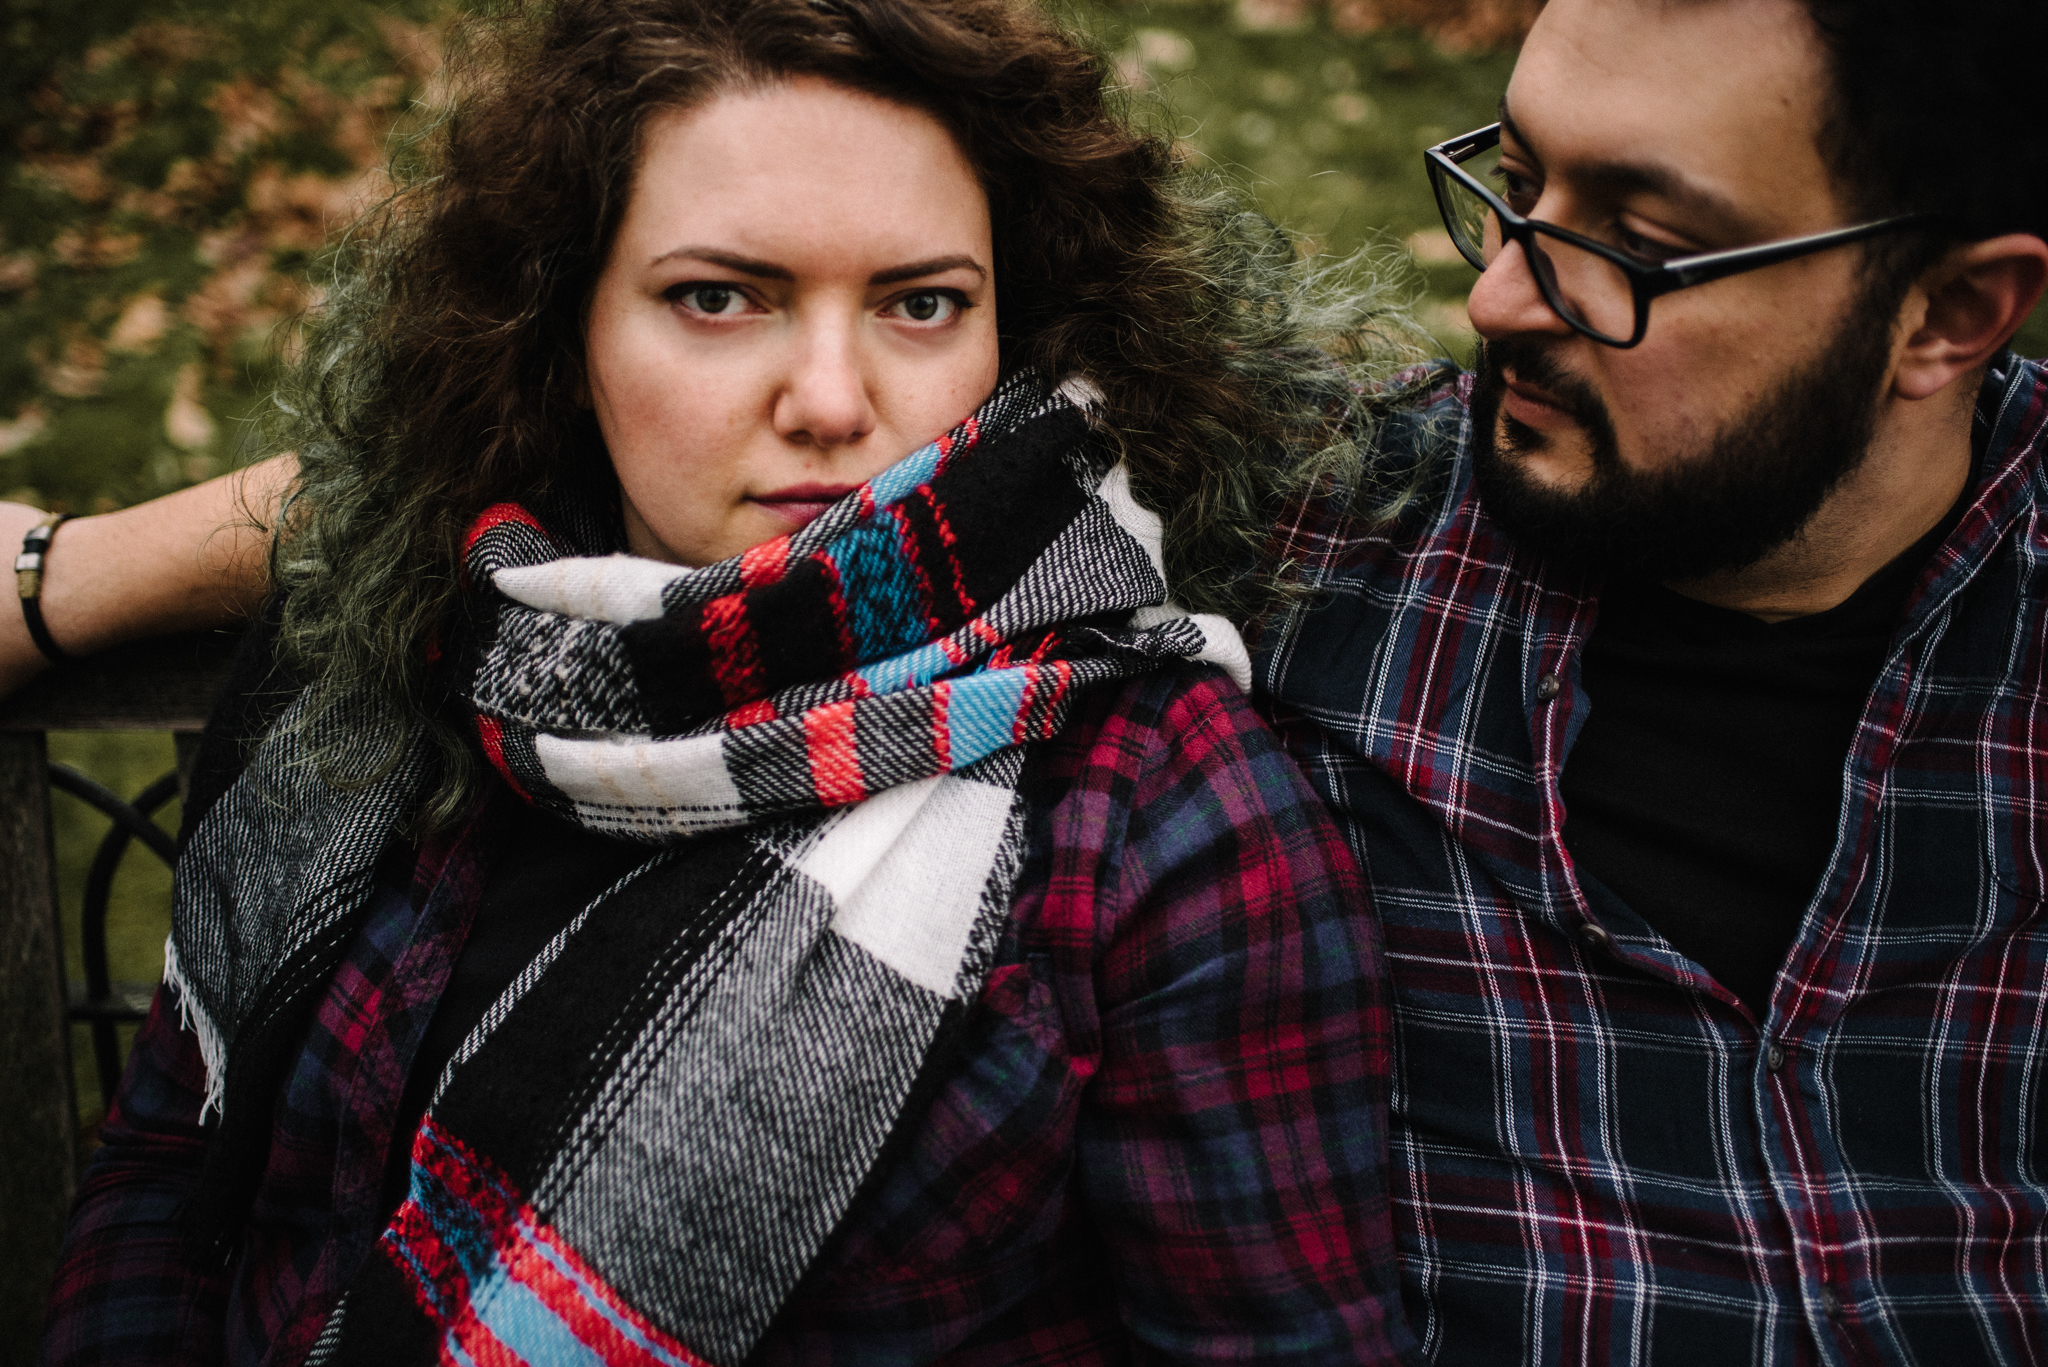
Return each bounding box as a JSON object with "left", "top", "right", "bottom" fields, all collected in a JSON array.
[{"left": 163, "top": 932, "right": 228, "bottom": 1123}]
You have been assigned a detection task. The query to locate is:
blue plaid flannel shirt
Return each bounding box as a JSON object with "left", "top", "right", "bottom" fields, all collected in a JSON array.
[{"left": 1258, "top": 353, "right": 2048, "bottom": 1365}]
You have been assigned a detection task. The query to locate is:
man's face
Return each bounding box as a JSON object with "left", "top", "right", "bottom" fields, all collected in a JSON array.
[{"left": 1465, "top": 0, "right": 1905, "bottom": 580}]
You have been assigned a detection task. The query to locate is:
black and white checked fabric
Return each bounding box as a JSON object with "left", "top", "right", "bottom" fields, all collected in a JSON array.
[{"left": 168, "top": 373, "right": 1251, "bottom": 1363}]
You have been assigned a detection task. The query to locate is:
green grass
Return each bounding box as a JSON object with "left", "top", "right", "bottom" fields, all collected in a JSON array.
[{"left": 1072, "top": 0, "right": 1515, "bottom": 360}]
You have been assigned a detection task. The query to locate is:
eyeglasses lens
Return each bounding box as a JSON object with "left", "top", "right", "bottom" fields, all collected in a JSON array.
[{"left": 1440, "top": 141, "right": 1641, "bottom": 344}]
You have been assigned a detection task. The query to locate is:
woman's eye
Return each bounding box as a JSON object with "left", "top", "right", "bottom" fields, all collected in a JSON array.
[
  {"left": 672, "top": 284, "right": 746, "bottom": 316},
  {"left": 888, "top": 290, "right": 962, "bottom": 324}
]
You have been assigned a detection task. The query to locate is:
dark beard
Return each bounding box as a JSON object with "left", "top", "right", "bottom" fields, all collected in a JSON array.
[{"left": 1467, "top": 285, "right": 1900, "bottom": 582}]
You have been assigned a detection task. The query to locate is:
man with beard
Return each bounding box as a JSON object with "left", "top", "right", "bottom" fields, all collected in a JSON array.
[{"left": 1256, "top": 0, "right": 2048, "bottom": 1360}]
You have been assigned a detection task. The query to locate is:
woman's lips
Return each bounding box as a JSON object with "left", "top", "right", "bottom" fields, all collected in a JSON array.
[{"left": 750, "top": 483, "right": 859, "bottom": 530}]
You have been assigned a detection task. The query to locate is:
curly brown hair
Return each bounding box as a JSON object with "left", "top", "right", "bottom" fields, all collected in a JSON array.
[{"left": 276, "top": 0, "right": 1428, "bottom": 824}]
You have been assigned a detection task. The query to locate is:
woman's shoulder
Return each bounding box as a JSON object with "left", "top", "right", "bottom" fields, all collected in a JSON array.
[
  {"left": 1035, "top": 661, "right": 1304, "bottom": 806},
  {"left": 1003, "top": 661, "right": 1374, "bottom": 1066},
  {"left": 1020, "top": 661, "right": 1357, "bottom": 933}
]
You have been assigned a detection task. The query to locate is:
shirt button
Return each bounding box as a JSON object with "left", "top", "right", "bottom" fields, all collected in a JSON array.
[
  {"left": 1766, "top": 1043, "right": 1787, "bottom": 1072},
  {"left": 1536, "top": 673, "right": 1563, "bottom": 701},
  {"left": 1577, "top": 921, "right": 1611, "bottom": 952},
  {"left": 1818, "top": 1286, "right": 1842, "bottom": 1317}
]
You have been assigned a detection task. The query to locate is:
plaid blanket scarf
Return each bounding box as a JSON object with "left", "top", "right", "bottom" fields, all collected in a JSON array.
[{"left": 165, "top": 372, "right": 1248, "bottom": 1366}]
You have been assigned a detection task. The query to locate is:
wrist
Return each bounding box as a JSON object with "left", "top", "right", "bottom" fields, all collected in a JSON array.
[
  {"left": 0, "top": 503, "right": 58, "bottom": 699},
  {"left": 11, "top": 508, "right": 142, "bottom": 661},
  {"left": 16, "top": 512, "right": 72, "bottom": 662}
]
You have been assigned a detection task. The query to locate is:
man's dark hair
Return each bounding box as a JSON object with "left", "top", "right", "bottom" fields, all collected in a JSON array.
[{"left": 1802, "top": 0, "right": 2048, "bottom": 246}]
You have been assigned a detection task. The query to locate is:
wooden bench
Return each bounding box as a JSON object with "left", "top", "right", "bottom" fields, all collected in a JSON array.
[{"left": 0, "top": 631, "right": 239, "bottom": 1360}]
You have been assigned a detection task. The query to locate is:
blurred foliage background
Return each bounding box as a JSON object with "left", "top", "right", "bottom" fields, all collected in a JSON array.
[{"left": 12, "top": 0, "right": 2048, "bottom": 1137}]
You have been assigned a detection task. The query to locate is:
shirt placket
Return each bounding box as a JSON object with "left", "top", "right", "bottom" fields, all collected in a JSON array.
[
  {"left": 1529, "top": 583, "right": 1865, "bottom": 1363},
  {"left": 1747, "top": 565, "right": 1982, "bottom": 1366}
]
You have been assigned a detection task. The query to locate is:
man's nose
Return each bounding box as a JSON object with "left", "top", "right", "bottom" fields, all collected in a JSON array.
[
  {"left": 772, "top": 315, "right": 877, "bottom": 453},
  {"left": 1466, "top": 238, "right": 1576, "bottom": 342}
]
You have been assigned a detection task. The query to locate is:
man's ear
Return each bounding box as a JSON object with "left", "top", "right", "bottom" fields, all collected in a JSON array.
[{"left": 1893, "top": 233, "right": 2048, "bottom": 401}]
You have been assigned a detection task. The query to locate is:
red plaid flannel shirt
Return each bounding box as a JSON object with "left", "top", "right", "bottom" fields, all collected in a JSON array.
[{"left": 42, "top": 667, "right": 1416, "bottom": 1366}]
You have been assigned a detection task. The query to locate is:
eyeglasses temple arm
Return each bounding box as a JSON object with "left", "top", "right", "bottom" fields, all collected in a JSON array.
[{"left": 1644, "top": 215, "right": 1945, "bottom": 297}]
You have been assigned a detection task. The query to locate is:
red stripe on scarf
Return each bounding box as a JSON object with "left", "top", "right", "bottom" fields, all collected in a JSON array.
[
  {"left": 383, "top": 1191, "right": 472, "bottom": 1323},
  {"left": 931, "top": 681, "right": 953, "bottom": 771},
  {"left": 921, "top": 490, "right": 978, "bottom": 622},
  {"left": 701, "top": 592, "right": 762, "bottom": 706},
  {"left": 1012, "top": 660, "right": 1073, "bottom": 745},
  {"left": 819, "top": 555, "right": 859, "bottom": 667},
  {"left": 739, "top": 537, "right": 789, "bottom": 590},
  {"left": 727, "top": 698, "right": 778, "bottom": 727},
  {"left": 465, "top": 503, "right": 550, "bottom": 556},
  {"left": 1011, "top": 663, "right": 1037, "bottom": 745},
  {"left": 804, "top": 700, "right": 866, "bottom": 806},
  {"left": 388, "top": 1120, "right": 710, "bottom": 1367},
  {"left": 380, "top": 1124, "right": 495, "bottom": 1325},
  {"left": 474, "top": 716, "right": 529, "bottom": 801}
]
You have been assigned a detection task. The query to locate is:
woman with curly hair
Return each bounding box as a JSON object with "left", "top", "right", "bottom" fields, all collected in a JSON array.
[{"left": 34, "top": 0, "right": 1424, "bottom": 1362}]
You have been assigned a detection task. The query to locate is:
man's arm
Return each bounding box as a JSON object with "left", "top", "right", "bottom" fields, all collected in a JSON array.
[{"left": 0, "top": 455, "right": 293, "bottom": 698}]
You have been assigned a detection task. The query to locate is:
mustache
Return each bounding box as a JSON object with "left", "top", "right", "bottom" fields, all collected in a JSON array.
[{"left": 1478, "top": 336, "right": 1608, "bottom": 431}]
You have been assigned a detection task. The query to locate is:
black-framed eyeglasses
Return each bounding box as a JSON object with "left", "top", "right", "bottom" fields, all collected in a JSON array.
[{"left": 1424, "top": 123, "right": 1943, "bottom": 348}]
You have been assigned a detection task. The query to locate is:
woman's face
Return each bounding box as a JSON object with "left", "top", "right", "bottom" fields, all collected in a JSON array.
[{"left": 584, "top": 78, "right": 1000, "bottom": 567}]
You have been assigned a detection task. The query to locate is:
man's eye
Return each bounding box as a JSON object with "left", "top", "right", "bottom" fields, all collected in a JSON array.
[
  {"left": 888, "top": 290, "right": 962, "bottom": 324},
  {"left": 1615, "top": 225, "right": 1686, "bottom": 264},
  {"left": 1492, "top": 167, "right": 1540, "bottom": 215},
  {"left": 673, "top": 284, "right": 744, "bottom": 315}
]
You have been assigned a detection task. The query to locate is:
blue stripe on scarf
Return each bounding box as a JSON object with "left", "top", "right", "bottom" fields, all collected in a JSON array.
[
  {"left": 945, "top": 669, "right": 1032, "bottom": 768},
  {"left": 866, "top": 436, "right": 948, "bottom": 509},
  {"left": 473, "top": 1277, "right": 611, "bottom": 1366},
  {"left": 856, "top": 637, "right": 958, "bottom": 695},
  {"left": 833, "top": 522, "right": 933, "bottom": 661}
]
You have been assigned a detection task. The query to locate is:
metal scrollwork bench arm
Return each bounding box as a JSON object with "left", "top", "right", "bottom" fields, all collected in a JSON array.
[{"left": 0, "top": 629, "right": 240, "bottom": 1359}]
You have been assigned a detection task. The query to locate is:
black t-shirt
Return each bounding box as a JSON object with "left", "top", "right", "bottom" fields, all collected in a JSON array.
[
  {"left": 1560, "top": 505, "right": 1962, "bottom": 1016},
  {"left": 377, "top": 798, "right": 654, "bottom": 1225}
]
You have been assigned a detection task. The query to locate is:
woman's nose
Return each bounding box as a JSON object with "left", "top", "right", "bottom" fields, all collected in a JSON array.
[
  {"left": 1466, "top": 237, "right": 1575, "bottom": 342},
  {"left": 772, "top": 316, "right": 877, "bottom": 453}
]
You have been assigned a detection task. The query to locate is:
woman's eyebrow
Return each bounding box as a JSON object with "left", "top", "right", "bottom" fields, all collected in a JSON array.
[
  {"left": 869, "top": 255, "right": 986, "bottom": 286},
  {"left": 650, "top": 246, "right": 792, "bottom": 278},
  {"left": 646, "top": 248, "right": 984, "bottom": 286}
]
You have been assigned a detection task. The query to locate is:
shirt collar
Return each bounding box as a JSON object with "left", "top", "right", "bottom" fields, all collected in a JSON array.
[{"left": 1893, "top": 351, "right": 2048, "bottom": 644}]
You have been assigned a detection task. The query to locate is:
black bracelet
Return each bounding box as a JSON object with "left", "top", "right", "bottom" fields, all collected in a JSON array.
[{"left": 16, "top": 512, "right": 71, "bottom": 664}]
